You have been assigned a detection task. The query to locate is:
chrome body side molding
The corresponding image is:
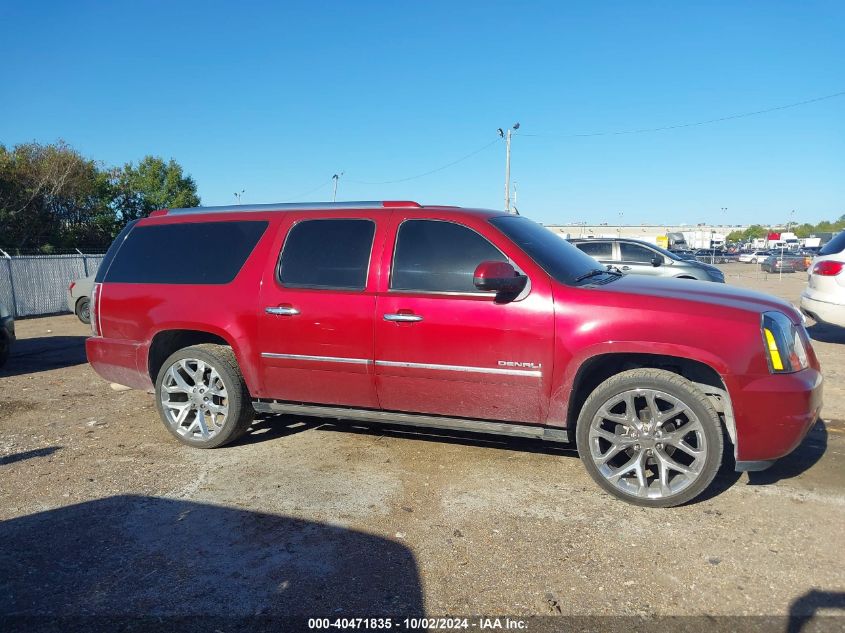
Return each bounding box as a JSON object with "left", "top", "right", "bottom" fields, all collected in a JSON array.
[
  {"left": 260, "top": 352, "right": 371, "bottom": 365},
  {"left": 375, "top": 359, "right": 542, "bottom": 377}
]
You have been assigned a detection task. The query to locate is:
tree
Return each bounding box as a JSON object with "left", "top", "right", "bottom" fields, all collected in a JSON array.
[
  {"left": 113, "top": 156, "right": 200, "bottom": 223},
  {"left": 0, "top": 141, "right": 113, "bottom": 250}
]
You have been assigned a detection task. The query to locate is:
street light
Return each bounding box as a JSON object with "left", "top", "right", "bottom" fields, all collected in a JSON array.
[
  {"left": 332, "top": 172, "right": 344, "bottom": 202},
  {"left": 498, "top": 122, "right": 520, "bottom": 212},
  {"left": 234, "top": 190, "right": 245, "bottom": 204}
]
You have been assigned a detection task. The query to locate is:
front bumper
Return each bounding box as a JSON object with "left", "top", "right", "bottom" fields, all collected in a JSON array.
[{"left": 731, "top": 367, "right": 823, "bottom": 464}]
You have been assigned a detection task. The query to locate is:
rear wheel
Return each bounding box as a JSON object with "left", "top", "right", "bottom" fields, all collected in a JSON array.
[
  {"left": 575, "top": 369, "right": 723, "bottom": 507},
  {"left": 154, "top": 344, "right": 254, "bottom": 448},
  {"left": 75, "top": 297, "right": 91, "bottom": 324}
]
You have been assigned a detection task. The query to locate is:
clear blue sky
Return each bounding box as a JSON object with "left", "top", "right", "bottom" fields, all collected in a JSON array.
[{"left": 1, "top": 1, "right": 842, "bottom": 226}]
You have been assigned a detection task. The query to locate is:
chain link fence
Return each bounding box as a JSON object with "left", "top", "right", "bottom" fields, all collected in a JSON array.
[{"left": 0, "top": 251, "right": 105, "bottom": 318}]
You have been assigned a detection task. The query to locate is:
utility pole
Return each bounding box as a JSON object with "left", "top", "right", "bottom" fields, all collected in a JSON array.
[
  {"left": 498, "top": 123, "right": 520, "bottom": 212},
  {"left": 331, "top": 172, "right": 343, "bottom": 202}
]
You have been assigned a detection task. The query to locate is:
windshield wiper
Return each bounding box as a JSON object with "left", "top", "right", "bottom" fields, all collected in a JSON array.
[{"left": 575, "top": 268, "right": 620, "bottom": 283}]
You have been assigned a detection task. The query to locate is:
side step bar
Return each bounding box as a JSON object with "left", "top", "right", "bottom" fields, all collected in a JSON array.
[{"left": 253, "top": 401, "right": 571, "bottom": 444}]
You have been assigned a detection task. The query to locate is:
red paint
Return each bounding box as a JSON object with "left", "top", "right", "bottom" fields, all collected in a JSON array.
[{"left": 87, "top": 203, "right": 822, "bottom": 465}]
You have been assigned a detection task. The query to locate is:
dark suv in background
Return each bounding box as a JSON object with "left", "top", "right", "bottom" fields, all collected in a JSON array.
[{"left": 570, "top": 237, "right": 725, "bottom": 282}]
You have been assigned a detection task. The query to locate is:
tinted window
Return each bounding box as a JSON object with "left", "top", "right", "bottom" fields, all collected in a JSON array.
[
  {"left": 104, "top": 220, "right": 268, "bottom": 284},
  {"left": 820, "top": 231, "right": 845, "bottom": 256},
  {"left": 620, "top": 242, "right": 657, "bottom": 263},
  {"left": 279, "top": 219, "right": 375, "bottom": 290},
  {"left": 489, "top": 215, "right": 605, "bottom": 285},
  {"left": 575, "top": 241, "right": 612, "bottom": 259},
  {"left": 391, "top": 220, "right": 506, "bottom": 293},
  {"left": 94, "top": 220, "right": 138, "bottom": 283}
]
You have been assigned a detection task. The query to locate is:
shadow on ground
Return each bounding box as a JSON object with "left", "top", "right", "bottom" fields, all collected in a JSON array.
[
  {"left": 0, "top": 495, "right": 423, "bottom": 621},
  {"left": 0, "top": 446, "right": 61, "bottom": 466},
  {"left": 807, "top": 322, "right": 845, "bottom": 345},
  {"left": 0, "top": 335, "right": 87, "bottom": 377},
  {"left": 788, "top": 589, "right": 845, "bottom": 633}
]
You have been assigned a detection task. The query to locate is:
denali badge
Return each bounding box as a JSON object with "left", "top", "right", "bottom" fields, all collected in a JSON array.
[{"left": 498, "top": 361, "right": 542, "bottom": 369}]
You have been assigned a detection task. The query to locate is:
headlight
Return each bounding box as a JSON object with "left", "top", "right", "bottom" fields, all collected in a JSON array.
[{"left": 761, "top": 311, "right": 809, "bottom": 373}]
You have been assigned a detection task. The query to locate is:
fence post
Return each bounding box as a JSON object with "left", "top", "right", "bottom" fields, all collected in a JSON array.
[
  {"left": 0, "top": 249, "right": 19, "bottom": 318},
  {"left": 76, "top": 249, "right": 89, "bottom": 276}
]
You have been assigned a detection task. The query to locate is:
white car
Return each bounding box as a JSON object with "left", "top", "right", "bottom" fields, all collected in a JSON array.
[
  {"left": 738, "top": 250, "right": 771, "bottom": 263},
  {"left": 800, "top": 231, "right": 845, "bottom": 328},
  {"left": 67, "top": 274, "right": 95, "bottom": 324}
]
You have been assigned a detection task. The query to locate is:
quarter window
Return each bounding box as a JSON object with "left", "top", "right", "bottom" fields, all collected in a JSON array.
[
  {"left": 279, "top": 219, "right": 375, "bottom": 290},
  {"left": 575, "top": 241, "right": 612, "bottom": 259},
  {"left": 391, "top": 220, "right": 506, "bottom": 293},
  {"left": 619, "top": 242, "right": 657, "bottom": 263}
]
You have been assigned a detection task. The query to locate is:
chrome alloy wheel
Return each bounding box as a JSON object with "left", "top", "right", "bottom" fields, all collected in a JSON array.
[
  {"left": 159, "top": 358, "right": 230, "bottom": 441},
  {"left": 587, "top": 388, "right": 707, "bottom": 500}
]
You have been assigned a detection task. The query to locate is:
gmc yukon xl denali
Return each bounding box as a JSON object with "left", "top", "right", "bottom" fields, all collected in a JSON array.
[{"left": 87, "top": 201, "right": 823, "bottom": 507}]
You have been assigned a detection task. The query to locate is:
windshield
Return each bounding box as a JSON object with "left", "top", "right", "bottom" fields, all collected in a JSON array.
[{"left": 489, "top": 215, "right": 611, "bottom": 285}]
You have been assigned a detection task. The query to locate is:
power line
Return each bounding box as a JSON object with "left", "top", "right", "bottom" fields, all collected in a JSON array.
[
  {"left": 516, "top": 89, "right": 845, "bottom": 139},
  {"left": 285, "top": 179, "right": 333, "bottom": 201},
  {"left": 346, "top": 137, "right": 500, "bottom": 185}
]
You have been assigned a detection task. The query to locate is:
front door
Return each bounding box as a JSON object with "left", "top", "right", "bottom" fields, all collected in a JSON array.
[
  {"left": 374, "top": 215, "right": 554, "bottom": 423},
  {"left": 257, "top": 214, "right": 382, "bottom": 408},
  {"left": 614, "top": 241, "right": 664, "bottom": 276}
]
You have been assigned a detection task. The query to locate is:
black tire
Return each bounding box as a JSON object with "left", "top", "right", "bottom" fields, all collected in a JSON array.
[
  {"left": 0, "top": 338, "right": 8, "bottom": 369},
  {"left": 154, "top": 344, "right": 254, "bottom": 448},
  {"left": 575, "top": 368, "right": 723, "bottom": 508},
  {"left": 75, "top": 297, "right": 91, "bottom": 324}
]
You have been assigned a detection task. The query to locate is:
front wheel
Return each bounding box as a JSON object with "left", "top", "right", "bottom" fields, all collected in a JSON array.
[
  {"left": 154, "top": 344, "right": 254, "bottom": 448},
  {"left": 575, "top": 369, "right": 723, "bottom": 507}
]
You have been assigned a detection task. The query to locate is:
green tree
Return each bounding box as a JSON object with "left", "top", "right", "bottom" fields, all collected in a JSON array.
[
  {"left": 0, "top": 141, "right": 113, "bottom": 250},
  {"left": 113, "top": 156, "right": 200, "bottom": 223}
]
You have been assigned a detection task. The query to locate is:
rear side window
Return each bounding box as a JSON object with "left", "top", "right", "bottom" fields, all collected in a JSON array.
[
  {"left": 575, "top": 241, "right": 612, "bottom": 259},
  {"left": 103, "top": 220, "right": 268, "bottom": 284},
  {"left": 620, "top": 242, "right": 656, "bottom": 263},
  {"left": 391, "top": 219, "right": 506, "bottom": 293},
  {"left": 279, "top": 219, "right": 375, "bottom": 290},
  {"left": 820, "top": 231, "right": 845, "bottom": 256}
]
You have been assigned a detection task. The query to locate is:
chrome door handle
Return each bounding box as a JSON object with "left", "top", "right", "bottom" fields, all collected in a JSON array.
[
  {"left": 621, "top": 266, "right": 631, "bottom": 271},
  {"left": 383, "top": 313, "right": 423, "bottom": 323},
  {"left": 265, "top": 306, "right": 300, "bottom": 316}
]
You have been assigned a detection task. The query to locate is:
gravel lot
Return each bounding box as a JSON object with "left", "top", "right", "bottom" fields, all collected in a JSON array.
[{"left": 1, "top": 263, "right": 844, "bottom": 625}]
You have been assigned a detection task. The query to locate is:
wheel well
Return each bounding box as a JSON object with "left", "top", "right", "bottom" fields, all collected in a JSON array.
[
  {"left": 74, "top": 296, "right": 89, "bottom": 309},
  {"left": 566, "top": 353, "right": 735, "bottom": 443},
  {"left": 148, "top": 330, "right": 230, "bottom": 382}
]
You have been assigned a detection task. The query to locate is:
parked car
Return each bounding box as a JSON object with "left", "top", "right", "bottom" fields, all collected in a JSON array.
[
  {"left": 760, "top": 254, "right": 808, "bottom": 273},
  {"left": 0, "top": 299, "right": 15, "bottom": 368},
  {"left": 801, "top": 230, "right": 845, "bottom": 328},
  {"left": 67, "top": 275, "right": 95, "bottom": 323},
  {"left": 569, "top": 238, "right": 725, "bottom": 283},
  {"left": 86, "top": 200, "right": 822, "bottom": 508},
  {"left": 738, "top": 250, "right": 771, "bottom": 264}
]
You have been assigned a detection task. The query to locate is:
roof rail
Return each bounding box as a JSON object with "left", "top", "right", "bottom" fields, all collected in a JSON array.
[{"left": 165, "top": 200, "right": 421, "bottom": 216}]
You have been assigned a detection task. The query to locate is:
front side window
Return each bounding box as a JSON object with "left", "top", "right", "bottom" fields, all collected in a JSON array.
[
  {"left": 391, "top": 220, "right": 506, "bottom": 293},
  {"left": 279, "top": 219, "right": 375, "bottom": 290},
  {"left": 619, "top": 242, "right": 657, "bottom": 263},
  {"left": 575, "top": 241, "right": 612, "bottom": 259}
]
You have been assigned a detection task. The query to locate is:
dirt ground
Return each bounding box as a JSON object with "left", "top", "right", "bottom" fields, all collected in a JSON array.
[{"left": 1, "top": 263, "right": 844, "bottom": 626}]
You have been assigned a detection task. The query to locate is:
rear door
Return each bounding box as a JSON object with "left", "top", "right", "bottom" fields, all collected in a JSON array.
[
  {"left": 373, "top": 213, "right": 555, "bottom": 423},
  {"left": 256, "top": 213, "right": 383, "bottom": 408}
]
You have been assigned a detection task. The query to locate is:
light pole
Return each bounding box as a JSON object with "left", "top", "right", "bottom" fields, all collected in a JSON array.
[
  {"left": 498, "top": 122, "right": 520, "bottom": 212},
  {"left": 331, "top": 172, "right": 344, "bottom": 202},
  {"left": 234, "top": 189, "right": 245, "bottom": 205}
]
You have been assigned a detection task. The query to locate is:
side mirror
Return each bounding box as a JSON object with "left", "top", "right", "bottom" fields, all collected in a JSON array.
[
  {"left": 651, "top": 255, "right": 663, "bottom": 267},
  {"left": 473, "top": 261, "right": 527, "bottom": 294}
]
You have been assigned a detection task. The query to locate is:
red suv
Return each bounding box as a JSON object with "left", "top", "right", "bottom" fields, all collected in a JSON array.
[{"left": 87, "top": 201, "right": 822, "bottom": 507}]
